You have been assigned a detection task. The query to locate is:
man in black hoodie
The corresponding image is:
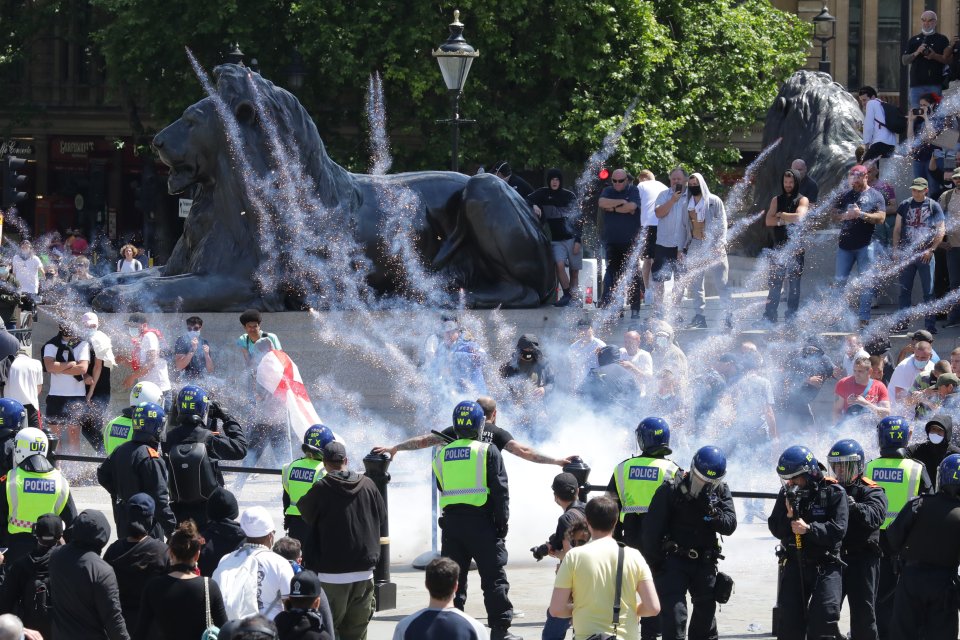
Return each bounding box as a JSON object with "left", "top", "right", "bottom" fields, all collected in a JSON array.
[
  {"left": 199, "top": 487, "right": 246, "bottom": 577},
  {"left": 500, "top": 334, "right": 554, "bottom": 404},
  {"left": 0, "top": 513, "right": 63, "bottom": 639},
  {"left": 274, "top": 570, "right": 335, "bottom": 640},
  {"left": 579, "top": 345, "right": 641, "bottom": 412},
  {"left": 528, "top": 169, "right": 582, "bottom": 306},
  {"left": 103, "top": 493, "right": 169, "bottom": 630},
  {"left": 49, "top": 509, "right": 129, "bottom": 640},
  {"left": 298, "top": 441, "right": 386, "bottom": 640},
  {"left": 906, "top": 415, "right": 960, "bottom": 483}
]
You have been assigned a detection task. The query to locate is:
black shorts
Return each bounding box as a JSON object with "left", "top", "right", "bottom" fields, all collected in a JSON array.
[
  {"left": 651, "top": 245, "right": 681, "bottom": 282},
  {"left": 641, "top": 226, "right": 658, "bottom": 260},
  {"left": 44, "top": 395, "right": 85, "bottom": 424}
]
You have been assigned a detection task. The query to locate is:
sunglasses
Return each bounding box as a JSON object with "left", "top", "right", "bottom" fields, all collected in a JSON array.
[
  {"left": 611, "top": 178, "right": 627, "bottom": 184},
  {"left": 570, "top": 538, "right": 589, "bottom": 547}
]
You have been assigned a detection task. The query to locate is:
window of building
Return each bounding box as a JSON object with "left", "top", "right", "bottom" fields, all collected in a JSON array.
[
  {"left": 848, "top": 0, "right": 862, "bottom": 89},
  {"left": 877, "top": 0, "right": 902, "bottom": 91}
]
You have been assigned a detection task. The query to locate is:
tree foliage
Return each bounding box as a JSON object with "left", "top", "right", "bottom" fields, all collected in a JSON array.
[{"left": 7, "top": 0, "right": 810, "bottom": 175}]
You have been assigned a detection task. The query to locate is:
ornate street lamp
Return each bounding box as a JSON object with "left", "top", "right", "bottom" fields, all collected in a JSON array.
[
  {"left": 812, "top": 4, "right": 837, "bottom": 75},
  {"left": 432, "top": 10, "right": 479, "bottom": 172},
  {"left": 224, "top": 42, "right": 245, "bottom": 65}
]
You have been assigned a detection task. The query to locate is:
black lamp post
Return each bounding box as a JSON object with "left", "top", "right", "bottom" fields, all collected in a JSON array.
[
  {"left": 362, "top": 451, "right": 396, "bottom": 611},
  {"left": 433, "top": 10, "right": 479, "bottom": 173},
  {"left": 225, "top": 42, "right": 245, "bottom": 65},
  {"left": 286, "top": 50, "right": 306, "bottom": 91},
  {"left": 812, "top": 4, "right": 837, "bottom": 75}
]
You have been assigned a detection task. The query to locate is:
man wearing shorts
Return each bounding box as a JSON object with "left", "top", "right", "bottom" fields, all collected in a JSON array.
[
  {"left": 42, "top": 324, "right": 90, "bottom": 452},
  {"left": 636, "top": 170, "right": 669, "bottom": 300},
  {"left": 653, "top": 167, "right": 693, "bottom": 319},
  {"left": 598, "top": 168, "right": 644, "bottom": 317},
  {"left": 530, "top": 168, "right": 582, "bottom": 307}
]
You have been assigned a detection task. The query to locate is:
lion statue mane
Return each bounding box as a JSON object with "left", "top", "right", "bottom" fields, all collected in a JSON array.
[{"left": 82, "top": 63, "right": 555, "bottom": 311}]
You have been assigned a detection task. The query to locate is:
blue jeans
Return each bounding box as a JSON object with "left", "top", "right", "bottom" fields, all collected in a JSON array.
[
  {"left": 899, "top": 255, "right": 937, "bottom": 329},
  {"left": 946, "top": 247, "right": 960, "bottom": 324},
  {"left": 910, "top": 85, "right": 942, "bottom": 109},
  {"left": 542, "top": 608, "right": 571, "bottom": 640},
  {"left": 835, "top": 244, "right": 875, "bottom": 321}
]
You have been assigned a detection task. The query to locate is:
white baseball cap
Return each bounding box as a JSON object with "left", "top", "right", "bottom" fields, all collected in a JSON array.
[
  {"left": 81, "top": 312, "right": 99, "bottom": 328},
  {"left": 240, "top": 506, "right": 275, "bottom": 538}
]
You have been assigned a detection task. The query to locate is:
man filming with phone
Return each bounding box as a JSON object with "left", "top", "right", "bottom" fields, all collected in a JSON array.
[
  {"left": 903, "top": 11, "right": 951, "bottom": 109},
  {"left": 652, "top": 168, "right": 693, "bottom": 321}
]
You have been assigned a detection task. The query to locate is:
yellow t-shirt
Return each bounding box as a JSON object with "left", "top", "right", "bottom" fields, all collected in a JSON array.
[{"left": 554, "top": 536, "right": 653, "bottom": 640}]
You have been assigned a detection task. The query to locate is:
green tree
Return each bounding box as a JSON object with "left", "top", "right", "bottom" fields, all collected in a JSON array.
[{"left": 7, "top": 0, "right": 810, "bottom": 174}]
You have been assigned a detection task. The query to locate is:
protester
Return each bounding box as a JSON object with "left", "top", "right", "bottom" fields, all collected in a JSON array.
[
  {"left": 905, "top": 415, "right": 960, "bottom": 483},
  {"left": 0, "top": 513, "right": 63, "bottom": 639},
  {"left": 275, "top": 570, "right": 335, "bottom": 640},
  {"left": 174, "top": 315, "right": 215, "bottom": 380},
  {"left": 653, "top": 168, "right": 693, "bottom": 319},
  {"left": 764, "top": 168, "right": 809, "bottom": 323},
  {"left": 903, "top": 11, "right": 951, "bottom": 107},
  {"left": 80, "top": 312, "right": 115, "bottom": 452},
  {"left": 636, "top": 170, "right": 669, "bottom": 299},
  {"left": 833, "top": 355, "right": 891, "bottom": 421},
  {"left": 116, "top": 244, "right": 143, "bottom": 273},
  {"left": 492, "top": 161, "right": 533, "bottom": 199},
  {"left": 893, "top": 178, "right": 945, "bottom": 333},
  {"left": 528, "top": 168, "right": 582, "bottom": 307},
  {"left": 857, "top": 87, "right": 898, "bottom": 162},
  {"left": 199, "top": 487, "right": 246, "bottom": 577},
  {"left": 123, "top": 313, "right": 171, "bottom": 408},
  {"left": 393, "top": 557, "right": 488, "bottom": 640},
  {"left": 685, "top": 172, "right": 731, "bottom": 329}
]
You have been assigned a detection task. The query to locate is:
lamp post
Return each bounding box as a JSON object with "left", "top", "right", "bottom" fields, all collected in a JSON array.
[
  {"left": 812, "top": 4, "right": 837, "bottom": 75},
  {"left": 432, "top": 10, "right": 479, "bottom": 172},
  {"left": 286, "top": 50, "right": 306, "bottom": 91}
]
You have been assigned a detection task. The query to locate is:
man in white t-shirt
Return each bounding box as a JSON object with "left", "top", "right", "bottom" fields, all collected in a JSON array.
[
  {"left": 42, "top": 324, "right": 90, "bottom": 449},
  {"left": 393, "top": 556, "right": 488, "bottom": 640},
  {"left": 636, "top": 170, "right": 669, "bottom": 301},
  {"left": 6, "top": 347, "right": 43, "bottom": 429},
  {"left": 10, "top": 240, "right": 43, "bottom": 296},
  {"left": 550, "top": 496, "right": 660, "bottom": 640},
  {"left": 619, "top": 329, "right": 653, "bottom": 396},
  {"left": 123, "top": 313, "right": 171, "bottom": 408},
  {"left": 569, "top": 318, "right": 607, "bottom": 391},
  {"left": 889, "top": 339, "right": 935, "bottom": 409},
  {"left": 214, "top": 506, "right": 293, "bottom": 620}
]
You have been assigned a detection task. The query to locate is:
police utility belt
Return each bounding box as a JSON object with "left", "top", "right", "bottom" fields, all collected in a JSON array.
[
  {"left": 777, "top": 545, "right": 845, "bottom": 567},
  {"left": 663, "top": 539, "right": 723, "bottom": 562}
]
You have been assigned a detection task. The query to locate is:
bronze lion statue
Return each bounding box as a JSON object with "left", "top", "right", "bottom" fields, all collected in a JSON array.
[{"left": 82, "top": 64, "right": 555, "bottom": 311}]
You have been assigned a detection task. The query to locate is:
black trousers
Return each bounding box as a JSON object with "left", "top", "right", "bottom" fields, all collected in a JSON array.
[
  {"left": 601, "top": 242, "right": 643, "bottom": 310},
  {"left": 656, "top": 555, "right": 718, "bottom": 640},
  {"left": 876, "top": 532, "right": 898, "bottom": 640},
  {"left": 765, "top": 250, "right": 805, "bottom": 320},
  {"left": 841, "top": 550, "right": 880, "bottom": 640},
  {"left": 440, "top": 512, "right": 513, "bottom": 629},
  {"left": 286, "top": 515, "right": 316, "bottom": 568},
  {"left": 776, "top": 559, "right": 842, "bottom": 640},
  {"left": 890, "top": 565, "right": 958, "bottom": 640}
]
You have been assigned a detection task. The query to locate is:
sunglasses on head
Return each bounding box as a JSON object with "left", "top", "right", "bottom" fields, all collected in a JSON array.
[
  {"left": 611, "top": 178, "right": 626, "bottom": 184},
  {"left": 570, "top": 538, "right": 589, "bottom": 547}
]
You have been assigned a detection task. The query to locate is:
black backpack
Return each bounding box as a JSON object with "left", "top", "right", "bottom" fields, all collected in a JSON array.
[
  {"left": 878, "top": 101, "right": 907, "bottom": 136},
  {"left": 166, "top": 431, "right": 219, "bottom": 504},
  {"left": 22, "top": 560, "right": 52, "bottom": 630}
]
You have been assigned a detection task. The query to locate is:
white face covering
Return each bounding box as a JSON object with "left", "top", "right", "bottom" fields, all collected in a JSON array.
[
  {"left": 922, "top": 26, "right": 936, "bottom": 35},
  {"left": 930, "top": 433, "right": 945, "bottom": 444},
  {"left": 127, "top": 326, "right": 141, "bottom": 338}
]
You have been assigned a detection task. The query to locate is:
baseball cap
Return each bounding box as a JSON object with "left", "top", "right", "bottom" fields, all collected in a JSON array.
[
  {"left": 289, "top": 570, "right": 323, "bottom": 599},
  {"left": 936, "top": 373, "right": 960, "bottom": 388},
  {"left": 33, "top": 513, "right": 64, "bottom": 544},
  {"left": 912, "top": 329, "right": 934, "bottom": 343},
  {"left": 551, "top": 472, "right": 579, "bottom": 498},
  {"left": 322, "top": 441, "right": 347, "bottom": 462},
  {"left": 240, "top": 506, "right": 276, "bottom": 538},
  {"left": 952, "top": 168, "right": 960, "bottom": 179},
  {"left": 81, "top": 311, "right": 99, "bottom": 328},
  {"left": 576, "top": 317, "right": 591, "bottom": 328},
  {"left": 911, "top": 177, "right": 929, "bottom": 190},
  {"left": 849, "top": 165, "right": 868, "bottom": 176},
  {"left": 127, "top": 312, "right": 147, "bottom": 325}
]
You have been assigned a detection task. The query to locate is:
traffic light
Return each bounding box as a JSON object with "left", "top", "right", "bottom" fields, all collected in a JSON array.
[
  {"left": 598, "top": 167, "right": 610, "bottom": 181},
  {"left": 2, "top": 156, "right": 27, "bottom": 209}
]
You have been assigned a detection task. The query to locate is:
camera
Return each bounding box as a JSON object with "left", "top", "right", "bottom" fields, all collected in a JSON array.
[
  {"left": 530, "top": 544, "right": 549, "bottom": 561},
  {"left": 923, "top": 44, "right": 934, "bottom": 55},
  {"left": 674, "top": 183, "right": 683, "bottom": 193},
  {"left": 913, "top": 108, "right": 926, "bottom": 116}
]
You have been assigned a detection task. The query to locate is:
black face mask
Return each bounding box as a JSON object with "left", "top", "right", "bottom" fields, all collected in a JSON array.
[
  {"left": 520, "top": 351, "right": 536, "bottom": 363},
  {"left": 688, "top": 185, "right": 702, "bottom": 196}
]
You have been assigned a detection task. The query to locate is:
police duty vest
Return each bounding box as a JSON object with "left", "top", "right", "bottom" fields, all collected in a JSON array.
[
  {"left": 432, "top": 439, "right": 490, "bottom": 509},
  {"left": 6, "top": 467, "right": 69, "bottom": 535},
  {"left": 614, "top": 456, "right": 679, "bottom": 521},
  {"left": 865, "top": 457, "right": 924, "bottom": 529},
  {"left": 281, "top": 457, "right": 325, "bottom": 516},
  {"left": 103, "top": 415, "right": 134, "bottom": 456}
]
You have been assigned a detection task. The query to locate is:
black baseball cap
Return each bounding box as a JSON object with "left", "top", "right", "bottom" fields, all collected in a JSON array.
[
  {"left": 322, "top": 441, "right": 346, "bottom": 462},
  {"left": 128, "top": 312, "right": 147, "bottom": 325},
  {"left": 552, "top": 472, "right": 579, "bottom": 498},
  {"left": 33, "top": 513, "right": 64, "bottom": 544},
  {"left": 290, "top": 570, "right": 323, "bottom": 599}
]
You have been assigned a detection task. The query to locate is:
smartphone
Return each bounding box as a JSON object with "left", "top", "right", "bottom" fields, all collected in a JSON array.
[{"left": 674, "top": 184, "right": 683, "bottom": 193}]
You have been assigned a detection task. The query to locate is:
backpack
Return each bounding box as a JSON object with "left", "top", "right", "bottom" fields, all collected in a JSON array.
[
  {"left": 166, "top": 430, "right": 219, "bottom": 504},
  {"left": 213, "top": 547, "right": 270, "bottom": 620},
  {"left": 877, "top": 101, "right": 907, "bottom": 135},
  {"left": 22, "top": 559, "right": 52, "bottom": 630},
  {"left": 41, "top": 335, "right": 83, "bottom": 381}
]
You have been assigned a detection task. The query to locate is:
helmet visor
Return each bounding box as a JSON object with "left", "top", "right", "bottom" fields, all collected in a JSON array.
[
  {"left": 829, "top": 456, "right": 863, "bottom": 485},
  {"left": 689, "top": 466, "right": 723, "bottom": 498}
]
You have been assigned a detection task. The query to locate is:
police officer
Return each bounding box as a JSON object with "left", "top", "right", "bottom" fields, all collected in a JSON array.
[
  {"left": 642, "top": 446, "right": 737, "bottom": 640},
  {"left": 164, "top": 384, "right": 247, "bottom": 527},
  {"left": 768, "top": 445, "right": 848, "bottom": 640},
  {"left": 281, "top": 424, "right": 334, "bottom": 557},
  {"left": 864, "top": 416, "right": 932, "bottom": 640},
  {"left": 887, "top": 453, "right": 960, "bottom": 640},
  {"left": 432, "top": 400, "right": 518, "bottom": 640},
  {"left": 607, "top": 416, "right": 680, "bottom": 640},
  {"left": 827, "top": 439, "right": 887, "bottom": 640},
  {"left": 102, "top": 380, "right": 162, "bottom": 456},
  {"left": 0, "top": 427, "right": 76, "bottom": 565},
  {"left": 96, "top": 402, "right": 176, "bottom": 541},
  {"left": 0, "top": 398, "right": 28, "bottom": 476}
]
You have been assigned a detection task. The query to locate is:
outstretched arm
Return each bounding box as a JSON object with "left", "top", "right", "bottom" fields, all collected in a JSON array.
[
  {"left": 371, "top": 433, "right": 445, "bottom": 458},
  {"left": 505, "top": 440, "right": 575, "bottom": 466}
]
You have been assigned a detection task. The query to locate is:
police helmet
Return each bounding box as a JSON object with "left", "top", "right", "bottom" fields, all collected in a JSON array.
[
  {"left": 303, "top": 424, "right": 335, "bottom": 456},
  {"left": 0, "top": 398, "right": 27, "bottom": 433},
  {"left": 177, "top": 384, "right": 211, "bottom": 424},
  {"left": 777, "top": 445, "right": 822, "bottom": 484},
  {"left": 937, "top": 453, "right": 960, "bottom": 497},
  {"left": 132, "top": 402, "right": 166, "bottom": 439},
  {"left": 636, "top": 417, "right": 671, "bottom": 455},
  {"left": 689, "top": 446, "right": 726, "bottom": 498},
  {"left": 13, "top": 427, "right": 48, "bottom": 466},
  {"left": 451, "top": 400, "right": 486, "bottom": 441},
  {"left": 827, "top": 439, "right": 865, "bottom": 486},
  {"left": 877, "top": 416, "right": 911, "bottom": 451},
  {"left": 129, "top": 381, "right": 163, "bottom": 408}
]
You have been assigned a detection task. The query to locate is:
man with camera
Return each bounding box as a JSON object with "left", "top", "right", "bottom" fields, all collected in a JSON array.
[
  {"left": 536, "top": 472, "right": 585, "bottom": 640},
  {"left": 903, "top": 11, "right": 952, "bottom": 108},
  {"left": 652, "top": 168, "right": 693, "bottom": 322}
]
